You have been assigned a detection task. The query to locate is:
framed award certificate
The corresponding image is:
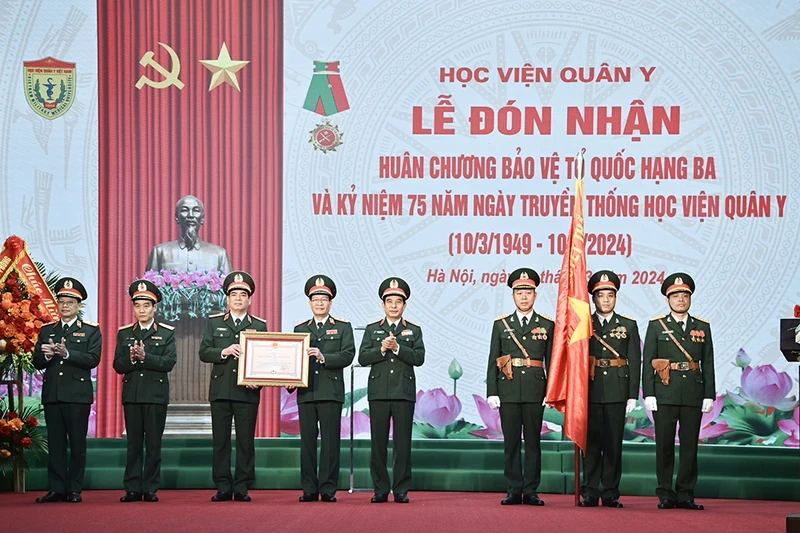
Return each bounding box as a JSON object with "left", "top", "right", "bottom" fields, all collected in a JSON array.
[{"left": 236, "top": 331, "right": 311, "bottom": 387}]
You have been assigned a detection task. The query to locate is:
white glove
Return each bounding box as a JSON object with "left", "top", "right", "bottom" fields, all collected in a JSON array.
[
  {"left": 542, "top": 397, "right": 547, "bottom": 407},
  {"left": 625, "top": 399, "right": 636, "bottom": 414},
  {"left": 487, "top": 396, "right": 501, "bottom": 410},
  {"left": 644, "top": 396, "right": 658, "bottom": 412},
  {"left": 701, "top": 398, "right": 714, "bottom": 413}
]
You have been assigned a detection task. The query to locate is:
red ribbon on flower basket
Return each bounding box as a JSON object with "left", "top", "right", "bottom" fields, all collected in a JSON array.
[
  {"left": 794, "top": 305, "right": 800, "bottom": 319},
  {"left": 0, "top": 236, "right": 59, "bottom": 323}
]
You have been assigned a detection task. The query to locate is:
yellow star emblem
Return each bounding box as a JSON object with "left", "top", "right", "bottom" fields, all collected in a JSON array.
[
  {"left": 199, "top": 42, "right": 249, "bottom": 92},
  {"left": 568, "top": 297, "right": 592, "bottom": 344}
]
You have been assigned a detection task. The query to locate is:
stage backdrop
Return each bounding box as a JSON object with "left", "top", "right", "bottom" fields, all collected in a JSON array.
[
  {"left": 96, "top": 0, "right": 283, "bottom": 437},
  {"left": 0, "top": 0, "right": 100, "bottom": 433},
  {"left": 282, "top": 0, "right": 800, "bottom": 446}
]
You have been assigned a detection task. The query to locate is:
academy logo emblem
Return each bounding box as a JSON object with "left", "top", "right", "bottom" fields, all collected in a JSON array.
[{"left": 23, "top": 57, "right": 76, "bottom": 120}]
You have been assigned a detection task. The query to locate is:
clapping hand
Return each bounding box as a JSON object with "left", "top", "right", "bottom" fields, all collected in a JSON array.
[
  {"left": 51, "top": 338, "right": 68, "bottom": 358},
  {"left": 381, "top": 333, "right": 399, "bottom": 354}
]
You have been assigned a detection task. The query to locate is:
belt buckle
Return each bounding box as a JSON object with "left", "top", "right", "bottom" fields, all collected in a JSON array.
[
  {"left": 677, "top": 362, "right": 689, "bottom": 371},
  {"left": 596, "top": 359, "right": 610, "bottom": 367}
]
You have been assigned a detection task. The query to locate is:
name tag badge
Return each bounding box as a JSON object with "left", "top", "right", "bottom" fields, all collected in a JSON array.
[
  {"left": 401, "top": 329, "right": 413, "bottom": 336},
  {"left": 326, "top": 329, "right": 338, "bottom": 335},
  {"left": 375, "top": 330, "right": 385, "bottom": 334},
  {"left": 216, "top": 327, "right": 228, "bottom": 331}
]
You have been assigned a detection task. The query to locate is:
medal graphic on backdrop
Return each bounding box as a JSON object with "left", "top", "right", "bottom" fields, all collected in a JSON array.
[
  {"left": 303, "top": 61, "right": 349, "bottom": 153},
  {"left": 23, "top": 57, "right": 76, "bottom": 119}
]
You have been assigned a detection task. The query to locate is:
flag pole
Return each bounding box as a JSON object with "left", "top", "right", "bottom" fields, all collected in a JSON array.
[{"left": 574, "top": 444, "right": 580, "bottom": 505}]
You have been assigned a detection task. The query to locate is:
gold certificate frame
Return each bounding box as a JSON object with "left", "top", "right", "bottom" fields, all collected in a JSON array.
[{"left": 237, "top": 331, "right": 311, "bottom": 387}]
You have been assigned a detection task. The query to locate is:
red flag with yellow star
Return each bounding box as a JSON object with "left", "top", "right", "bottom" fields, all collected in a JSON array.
[{"left": 546, "top": 152, "right": 591, "bottom": 454}]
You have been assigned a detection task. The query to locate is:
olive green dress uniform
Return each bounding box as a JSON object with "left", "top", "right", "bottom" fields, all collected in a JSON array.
[
  {"left": 582, "top": 271, "right": 641, "bottom": 503},
  {"left": 486, "top": 269, "right": 552, "bottom": 501},
  {"left": 292, "top": 275, "right": 355, "bottom": 499},
  {"left": 32, "top": 278, "right": 101, "bottom": 499},
  {"left": 199, "top": 272, "right": 267, "bottom": 496},
  {"left": 642, "top": 273, "right": 715, "bottom": 506},
  {"left": 113, "top": 280, "right": 177, "bottom": 498},
  {"left": 357, "top": 278, "right": 425, "bottom": 500}
]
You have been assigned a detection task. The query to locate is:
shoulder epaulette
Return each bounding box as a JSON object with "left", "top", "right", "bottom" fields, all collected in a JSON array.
[
  {"left": 495, "top": 313, "right": 512, "bottom": 321},
  {"left": 250, "top": 315, "right": 268, "bottom": 324},
  {"left": 208, "top": 312, "right": 225, "bottom": 318},
  {"left": 42, "top": 320, "right": 58, "bottom": 327},
  {"left": 616, "top": 313, "right": 637, "bottom": 322},
  {"left": 118, "top": 323, "right": 135, "bottom": 331},
  {"left": 404, "top": 319, "right": 420, "bottom": 327},
  {"left": 367, "top": 319, "right": 383, "bottom": 326},
  {"left": 82, "top": 321, "right": 99, "bottom": 327},
  {"left": 650, "top": 315, "right": 667, "bottom": 322},
  {"left": 158, "top": 323, "right": 175, "bottom": 330},
  {"left": 693, "top": 316, "right": 710, "bottom": 324},
  {"left": 331, "top": 316, "right": 350, "bottom": 323},
  {"left": 537, "top": 313, "right": 554, "bottom": 322},
  {"left": 295, "top": 319, "right": 311, "bottom": 328}
]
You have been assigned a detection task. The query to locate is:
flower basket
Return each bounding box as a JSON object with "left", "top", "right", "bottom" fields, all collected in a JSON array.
[{"left": 142, "top": 269, "right": 228, "bottom": 321}]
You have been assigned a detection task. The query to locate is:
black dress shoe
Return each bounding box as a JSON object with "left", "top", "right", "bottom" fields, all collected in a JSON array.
[
  {"left": 501, "top": 493, "right": 522, "bottom": 505},
  {"left": 234, "top": 491, "right": 251, "bottom": 502},
  {"left": 370, "top": 493, "right": 389, "bottom": 503},
  {"left": 67, "top": 492, "right": 82, "bottom": 503},
  {"left": 602, "top": 497, "right": 623, "bottom": 508},
  {"left": 211, "top": 491, "right": 232, "bottom": 502},
  {"left": 36, "top": 491, "right": 65, "bottom": 503},
  {"left": 394, "top": 493, "right": 409, "bottom": 503},
  {"left": 676, "top": 500, "right": 704, "bottom": 510},
  {"left": 120, "top": 491, "right": 142, "bottom": 503},
  {"left": 657, "top": 499, "right": 676, "bottom": 509},
  {"left": 143, "top": 492, "right": 159, "bottom": 502},
  {"left": 578, "top": 496, "right": 599, "bottom": 507},
  {"left": 299, "top": 493, "right": 319, "bottom": 502},
  {"left": 321, "top": 494, "right": 337, "bottom": 503},
  {"left": 523, "top": 494, "right": 545, "bottom": 506}
]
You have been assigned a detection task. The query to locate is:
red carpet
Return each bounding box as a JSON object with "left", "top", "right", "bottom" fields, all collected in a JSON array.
[{"left": 1, "top": 491, "right": 796, "bottom": 532}]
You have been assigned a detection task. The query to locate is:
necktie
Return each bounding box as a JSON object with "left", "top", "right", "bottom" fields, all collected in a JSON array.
[
  {"left": 602, "top": 318, "right": 607, "bottom": 328},
  {"left": 390, "top": 323, "right": 397, "bottom": 335},
  {"left": 680, "top": 321, "right": 686, "bottom": 334},
  {"left": 522, "top": 316, "right": 529, "bottom": 329},
  {"left": 317, "top": 321, "right": 324, "bottom": 331},
  {"left": 234, "top": 318, "right": 241, "bottom": 328}
]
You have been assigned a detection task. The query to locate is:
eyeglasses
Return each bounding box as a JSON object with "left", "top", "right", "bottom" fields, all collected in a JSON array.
[{"left": 57, "top": 299, "right": 80, "bottom": 306}]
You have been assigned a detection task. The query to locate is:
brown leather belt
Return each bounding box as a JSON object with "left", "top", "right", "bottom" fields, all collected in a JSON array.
[
  {"left": 670, "top": 362, "right": 700, "bottom": 371},
  {"left": 511, "top": 358, "right": 544, "bottom": 368},
  {"left": 594, "top": 359, "right": 628, "bottom": 368}
]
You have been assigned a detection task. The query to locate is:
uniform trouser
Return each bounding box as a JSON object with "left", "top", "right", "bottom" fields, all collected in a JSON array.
[
  {"left": 368, "top": 400, "right": 414, "bottom": 495},
  {"left": 43, "top": 402, "right": 91, "bottom": 494},
  {"left": 123, "top": 403, "right": 168, "bottom": 493},
  {"left": 581, "top": 402, "right": 626, "bottom": 499},
  {"left": 298, "top": 401, "right": 343, "bottom": 496},
  {"left": 499, "top": 401, "right": 544, "bottom": 496},
  {"left": 654, "top": 403, "right": 702, "bottom": 502},
  {"left": 210, "top": 400, "right": 259, "bottom": 493}
]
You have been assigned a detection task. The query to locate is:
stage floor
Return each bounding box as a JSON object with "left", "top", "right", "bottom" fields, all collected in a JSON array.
[{"left": 1, "top": 491, "right": 796, "bottom": 533}]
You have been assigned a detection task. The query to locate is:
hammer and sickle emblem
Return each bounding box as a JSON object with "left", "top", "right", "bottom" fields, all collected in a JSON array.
[{"left": 135, "top": 42, "right": 184, "bottom": 90}]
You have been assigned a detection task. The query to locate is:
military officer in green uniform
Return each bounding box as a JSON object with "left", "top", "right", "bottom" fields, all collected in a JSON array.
[
  {"left": 33, "top": 277, "right": 102, "bottom": 503},
  {"left": 358, "top": 277, "right": 425, "bottom": 504},
  {"left": 643, "top": 273, "right": 715, "bottom": 510},
  {"left": 113, "top": 280, "right": 177, "bottom": 502},
  {"left": 199, "top": 271, "right": 267, "bottom": 502},
  {"left": 579, "top": 270, "right": 641, "bottom": 508},
  {"left": 290, "top": 275, "right": 355, "bottom": 503},
  {"left": 486, "top": 268, "right": 552, "bottom": 506}
]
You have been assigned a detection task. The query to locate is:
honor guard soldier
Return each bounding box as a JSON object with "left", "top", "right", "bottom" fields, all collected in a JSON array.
[
  {"left": 199, "top": 271, "right": 267, "bottom": 502},
  {"left": 358, "top": 278, "right": 425, "bottom": 504},
  {"left": 33, "top": 278, "right": 102, "bottom": 503},
  {"left": 643, "top": 273, "right": 715, "bottom": 510},
  {"left": 113, "top": 280, "right": 177, "bottom": 503},
  {"left": 291, "top": 275, "right": 355, "bottom": 502},
  {"left": 579, "top": 270, "right": 641, "bottom": 508},
  {"left": 486, "top": 268, "right": 552, "bottom": 506}
]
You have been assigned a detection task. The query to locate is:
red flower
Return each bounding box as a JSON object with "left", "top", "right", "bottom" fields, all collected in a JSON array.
[
  {"left": 26, "top": 416, "right": 38, "bottom": 427},
  {"left": 2, "top": 236, "right": 25, "bottom": 255},
  {"left": 20, "top": 437, "right": 32, "bottom": 448},
  {"left": 5, "top": 411, "right": 18, "bottom": 420},
  {"left": 12, "top": 433, "right": 21, "bottom": 444},
  {"left": 0, "top": 425, "right": 11, "bottom": 436}
]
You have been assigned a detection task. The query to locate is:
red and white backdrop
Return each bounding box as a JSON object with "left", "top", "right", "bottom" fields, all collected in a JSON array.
[{"left": 96, "top": 0, "right": 283, "bottom": 437}]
